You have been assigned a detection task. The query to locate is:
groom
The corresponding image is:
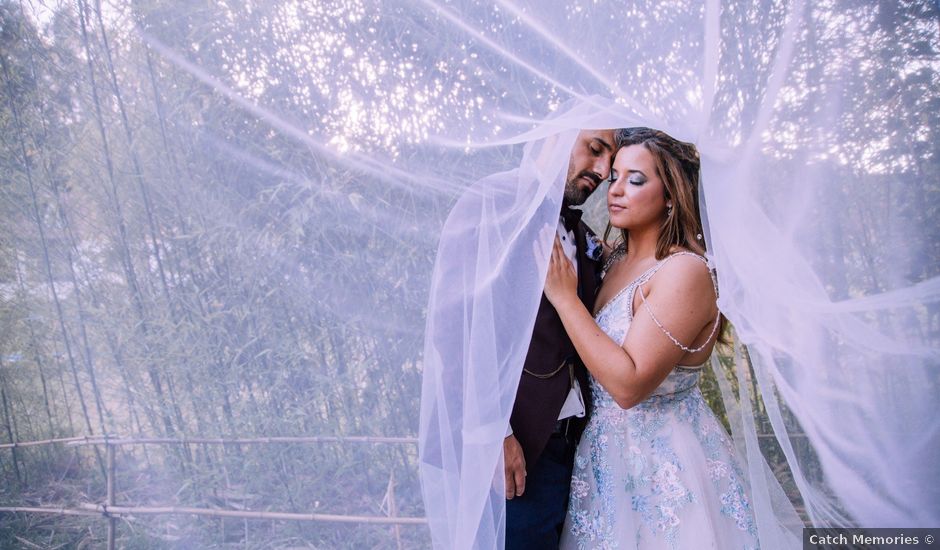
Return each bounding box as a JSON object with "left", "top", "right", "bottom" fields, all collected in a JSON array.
[{"left": 505, "top": 129, "right": 615, "bottom": 549}]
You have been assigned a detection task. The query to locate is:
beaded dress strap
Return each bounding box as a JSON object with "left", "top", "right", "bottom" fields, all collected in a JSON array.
[
  {"left": 637, "top": 252, "right": 721, "bottom": 354},
  {"left": 644, "top": 251, "right": 708, "bottom": 279}
]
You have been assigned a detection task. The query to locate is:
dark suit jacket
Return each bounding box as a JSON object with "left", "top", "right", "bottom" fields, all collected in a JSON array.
[{"left": 510, "top": 218, "right": 601, "bottom": 467}]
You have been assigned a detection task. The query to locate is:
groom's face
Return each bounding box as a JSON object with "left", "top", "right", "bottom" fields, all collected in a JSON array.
[{"left": 564, "top": 129, "right": 616, "bottom": 206}]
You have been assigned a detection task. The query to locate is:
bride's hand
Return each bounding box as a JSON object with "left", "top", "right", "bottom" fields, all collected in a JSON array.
[{"left": 543, "top": 236, "right": 579, "bottom": 309}]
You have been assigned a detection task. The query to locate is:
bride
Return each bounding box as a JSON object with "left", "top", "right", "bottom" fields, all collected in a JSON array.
[{"left": 543, "top": 127, "right": 760, "bottom": 549}]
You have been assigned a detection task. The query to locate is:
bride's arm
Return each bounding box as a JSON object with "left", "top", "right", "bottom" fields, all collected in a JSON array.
[{"left": 544, "top": 238, "right": 717, "bottom": 409}]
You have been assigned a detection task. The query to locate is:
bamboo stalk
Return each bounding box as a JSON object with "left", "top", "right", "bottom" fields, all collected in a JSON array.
[
  {"left": 387, "top": 471, "right": 403, "bottom": 550},
  {"left": 1, "top": 504, "right": 427, "bottom": 525},
  {"left": 13, "top": 260, "right": 56, "bottom": 439},
  {"left": 1, "top": 53, "right": 104, "bottom": 477},
  {"left": 106, "top": 445, "right": 116, "bottom": 550},
  {"left": 4, "top": 432, "right": 799, "bottom": 451},
  {"left": 1, "top": 434, "right": 420, "bottom": 450},
  {"left": 76, "top": 504, "right": 426, "bottom": 524},
  {"left": 0, "top": 364, "right": 22, "bottom": 487},
  {"left": 0, "top": 436, "right": 103, "bottom": 449},
  {"left": 0, "top": 506, "right": 101, "bottom": 517},
  {"left": 66, "top": 435, "right": 419, "bottom": 447},
  {"left": 75, "top": 0, "right": 176, "bottom": 442}
]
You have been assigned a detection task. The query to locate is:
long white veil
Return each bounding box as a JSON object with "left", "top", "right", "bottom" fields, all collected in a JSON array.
[
  {"left": 417, "top": 1, "right": 940, "bottom": 548},
  {"left": 1, "top": 0, "right": 937, "bottom": 548}
]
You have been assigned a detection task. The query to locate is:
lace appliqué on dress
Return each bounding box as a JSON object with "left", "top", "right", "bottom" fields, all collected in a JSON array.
[{"left": 564, "top": 253, "right": 759, "bottom": 550}]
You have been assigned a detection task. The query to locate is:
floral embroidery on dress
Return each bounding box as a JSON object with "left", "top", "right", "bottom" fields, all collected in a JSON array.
[
  {"left": 721, "top": 480, "right": 758, "bottom": 535},
  {"left": 707, "top": 458, "right": 731, "bottom": 481},
  {"left": 563, "top": 254, "right": 760, "bottom": 550}
]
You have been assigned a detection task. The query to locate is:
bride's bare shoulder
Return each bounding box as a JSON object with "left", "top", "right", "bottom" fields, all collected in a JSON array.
[{"left": 650, "top": 252, "right": 713, "bottom": 296}]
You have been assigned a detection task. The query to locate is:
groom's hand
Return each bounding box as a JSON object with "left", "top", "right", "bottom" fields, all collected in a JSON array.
[{"left": 504, "top": 434, "right": 526, "bottom": 499}]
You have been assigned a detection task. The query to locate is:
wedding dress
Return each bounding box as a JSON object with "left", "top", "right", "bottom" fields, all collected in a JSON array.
[{"left": 562, "top": 252, "right": 759, "bottom": 550}]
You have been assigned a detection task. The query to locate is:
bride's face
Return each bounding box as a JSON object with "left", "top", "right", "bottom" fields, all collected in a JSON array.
[{"left": 607, "top": 144, "right": 668, "bottom": 231}]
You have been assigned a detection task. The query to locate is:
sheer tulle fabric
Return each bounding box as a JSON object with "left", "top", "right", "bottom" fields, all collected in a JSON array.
[
  {"left": 419, "top": 3, "right": 939, "bottom": 549},
  {"left": 3, "top": 0, "right": 936, "bottom": 548}
]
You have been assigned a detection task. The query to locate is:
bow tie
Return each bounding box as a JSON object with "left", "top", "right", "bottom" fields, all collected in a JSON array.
[{"left": 561, "top": 207, "right": 583, "bottom": 232}]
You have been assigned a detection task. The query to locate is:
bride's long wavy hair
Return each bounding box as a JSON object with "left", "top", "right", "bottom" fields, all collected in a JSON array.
[{"left": 603, "top": 127, "right": 706, "bottom": 259}]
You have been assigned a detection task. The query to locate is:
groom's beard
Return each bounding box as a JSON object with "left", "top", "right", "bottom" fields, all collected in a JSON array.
[{"left": 564, "top": 171, "right": 602, "bottom": 206}]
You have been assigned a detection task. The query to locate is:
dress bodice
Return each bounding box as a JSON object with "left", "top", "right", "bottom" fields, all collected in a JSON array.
[
  {"left": 563, "top": 252, "right": 759, "bottom": 549},
  {"left": 591, "top": 253, "right": 707, "bottom": 409}
]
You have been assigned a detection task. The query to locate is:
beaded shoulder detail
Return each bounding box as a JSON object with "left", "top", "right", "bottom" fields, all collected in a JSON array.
[
  {"left": 600, "top": 248, "right": 714, "bottom": 296},
  {"left": 653, "top": 251, "right": 717, "bottom": 296},
  {"left": 594, "top": 251, "right": 720, "bottom": 355},
  {"left": 637, "top": 252, "right": 720, "bottom": 354}
]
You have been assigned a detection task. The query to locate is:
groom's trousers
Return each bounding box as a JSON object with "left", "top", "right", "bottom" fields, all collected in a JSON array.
[{"left": 505, "top": 427, "right": 578, "bottom": 549}]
